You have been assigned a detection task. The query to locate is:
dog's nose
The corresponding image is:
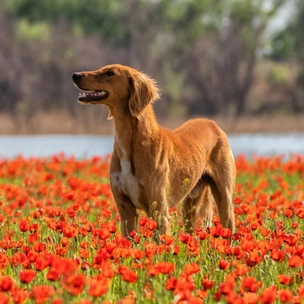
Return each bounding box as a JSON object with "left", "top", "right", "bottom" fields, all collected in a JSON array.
[{"left": 72, "top": 73, "right": 82, "bottom": 82}]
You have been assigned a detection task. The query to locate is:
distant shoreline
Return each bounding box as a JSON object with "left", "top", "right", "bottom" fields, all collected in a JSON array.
[
  {"left": 1, "top": 112, "right": 304, "bottom": 135},
  {"left": 1, "top": 134, "right": 303, "bottom": 158}
]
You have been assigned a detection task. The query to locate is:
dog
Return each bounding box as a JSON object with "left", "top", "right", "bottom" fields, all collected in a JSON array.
[{"left": 73, "top": 64, "right": 236, "bottom": 238}]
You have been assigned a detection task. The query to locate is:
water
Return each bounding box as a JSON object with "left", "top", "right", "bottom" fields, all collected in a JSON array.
[{"left": 0, "top": 133, "right": 303, "bottom": 159}]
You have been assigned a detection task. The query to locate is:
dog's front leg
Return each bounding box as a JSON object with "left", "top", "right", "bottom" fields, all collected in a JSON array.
[
  {"left": 148, "top": 199, "right": 171, "bottom": 236},
  {"left": 115, "top": 193, "right": 139, "bottom": 238},
  {"left": 110, "top": 151, "right": 139, "bottom": 238}
]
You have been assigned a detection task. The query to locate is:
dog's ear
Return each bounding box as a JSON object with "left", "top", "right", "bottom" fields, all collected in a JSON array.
[{"left": 128, "top": 73, "right": 160, "bottom": 117}]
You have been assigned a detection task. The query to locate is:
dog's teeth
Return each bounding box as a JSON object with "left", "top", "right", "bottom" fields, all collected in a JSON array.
[{"left": 78, "top": 91, "right": 107, "bottom": 98}]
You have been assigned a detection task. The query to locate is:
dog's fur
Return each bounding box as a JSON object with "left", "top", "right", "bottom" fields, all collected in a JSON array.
[{"left": 73, "top": 64, "right": 236, "bottom": 237}]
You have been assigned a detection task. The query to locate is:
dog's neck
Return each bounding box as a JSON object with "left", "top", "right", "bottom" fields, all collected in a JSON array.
[{"left": 112, "top": 104, "right": 160, "bottom": 157}]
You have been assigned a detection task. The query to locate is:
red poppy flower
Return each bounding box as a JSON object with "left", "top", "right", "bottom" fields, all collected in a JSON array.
[
  {"left": 77, "top": 300, "right": 92, "bottom": 304},
  {"left": 241, "top": 276, "right": 262, "bottom": 292},
  {"left": 297, "top": 284, "right": 304, "bottom": 298},
  {"left": 146, "top": 219, "right": 157, "bottom": 231},
  {"left": 288, "top": 255, "right": 303, "bottom": 267},
  {"left": 235, "top": 263, "right": 249, "bottom": 276},
  {"left": 139, "top": 217, "right": 148, "bottom": 226},
  {"left": 51, "top": 299, "right": 64, "bottom": 304},
  {"left": 27, "top": 251, "right": 38, "bottom": 263},
  {"left": 156, "top": 262, "right": 175, "bottom": 274},
  {"left": 278, "top": 274, "right": 294, "bottom": 285},
  {"left": 19, "top": 220, "right": 29, "bottom": 232},
  {"left": 173, "top": 245, "right": 180, "bottom": 255},
  {"left": 117, "top": 266, "right": 138, "bottom": 283},
  {"left": 11, "top": 288, "right": 29, "bottom": 304},
  {"left": 47, "top": 267, "right": 61, "bottom": 281},
  {"left": 219, "top": 259, "right": 231, "bottom": 270},
  {"left": 160, "top": 235, "right": 174, "bottom": 245},
  {"left": 35, "top": 258, "right": 49, "bottom": 271},
  {"left": 0, "top": 276, "right": 14, "bottom": 291},
  {"left": 99, "top": 228, "right": 110, "bottom": 240},
  {"left": 61, "top": 237, "right": 69, "bottom": 247},
  {"left": 178, "top": 233, "right": 191, "bottom": 244},
  {"left": 62, "top": 223, "right": 77, "bottom": 238},
  {"left": 184, "top": 263, "right": 200, "bottom": 275},
  {"left": 88, "top": 276, "right": 110, "bottom": 297},
  {"left": 122, "top": 270, "right": 138, "bottom": 283},
  {"left": 62, "top": 274, "right": 86, "bottom": 295},
  {"left": 30, "top": 285, "right": 55, "bottom": 304},
  {"left": 278, "top": 289, "right": 294, "bottom": 303},
  {"left": 165, "top": 277, "right": 177, "bottom": 291},
  {"left": 246, "top": 250, "right": 261, "bottom": 267},
  {"left": 144, "top": 243, "right": 157, "bottom": 258},
  {"left": 174, "top": 276, "right": 196, "bottom": 301},
  {"left": 20, "top": 269, "right": 36, "bottom": 283},
  {"left": 243, "top": 292, "right": 259, "bottom": 304},
  {"left": 0, "top": 292, "right": 9, "bottom": 304},
  {"left": 197, "top": 289, "right": 208, "bottom": 299},
  {"left": 202, "top": 279, "right": 214, "bottom": 290},
  {"left": 270, "top": 249, "right": 286, "bottom": 262},
  {"left": 0, "top": 253, "right": 9, "bottom": 268},
  {"left": 260, "top": 286, "right": 277, "bottom": 304},
  {"left": 147, "top": 265, "right": 159, "bottom": 276},
  {"left": 50, "top": 256, "right": 78, "bottom": 275},
  {"left": 213, "top": 291, "right": 222, "bottom": 301}
]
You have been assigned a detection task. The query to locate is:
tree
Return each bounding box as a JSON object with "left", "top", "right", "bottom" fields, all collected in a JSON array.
[
  {"left": 0, "top": 0, "right": 292, "bottom": 124},
  {"left": 270, "top": 0, "right": 304, "bottom": 112},
  {"left": 182, "top": 0, "right": 287, "bottom": 116}
]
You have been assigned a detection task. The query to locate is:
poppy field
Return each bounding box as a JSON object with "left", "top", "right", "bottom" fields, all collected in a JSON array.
[{"left": 0, "top": 154, "right": 303, "bottom": 303}]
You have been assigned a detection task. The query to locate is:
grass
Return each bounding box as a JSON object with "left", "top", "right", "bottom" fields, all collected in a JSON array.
[{"left": 0, "top": 154, "right": 303, "bottom": 303}]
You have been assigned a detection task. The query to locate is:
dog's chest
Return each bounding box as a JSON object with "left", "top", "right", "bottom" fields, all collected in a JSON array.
[{"left": 111, "top": 158, "right": 143, "bottom": 210}]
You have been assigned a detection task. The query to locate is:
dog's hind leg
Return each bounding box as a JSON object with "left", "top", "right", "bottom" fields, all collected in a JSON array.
[
  {"left": 182, "top": 178, "right": 211, "bottom": 233},
  {"left": 199, "top": 186, "right": 214, "bottom": 229},
  {"left": 208, "top": 152, "right": 236, "bottom": 234},
  {"left": 209, "top": 181, "right": 234, "bottom": 233},
  {"left": 182, "top": 196, "right": 198, "bottom": 233}
]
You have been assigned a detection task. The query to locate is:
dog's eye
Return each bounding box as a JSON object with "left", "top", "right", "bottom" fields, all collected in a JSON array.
[{"left": 105, "top": 71, "right": 115, "bottom": 77}]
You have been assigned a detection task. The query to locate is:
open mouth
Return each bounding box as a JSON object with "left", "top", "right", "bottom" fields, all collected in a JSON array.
[{"left": 78, "top": 90, "right": 109, "bottom": 103}]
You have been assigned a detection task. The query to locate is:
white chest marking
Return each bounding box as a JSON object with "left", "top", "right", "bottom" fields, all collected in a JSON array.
[{"left": 111, "top": 147, "right": 143, "bottom": 210}]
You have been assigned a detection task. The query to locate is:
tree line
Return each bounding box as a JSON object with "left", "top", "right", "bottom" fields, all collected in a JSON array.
[{"left": 1, "top": 0, "right": 304, "bottom": 128}]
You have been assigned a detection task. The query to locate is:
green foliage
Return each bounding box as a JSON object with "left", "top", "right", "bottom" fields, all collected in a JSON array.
[
  {"left": 15, "top": 19, "right": 50, "bottom": 42},
  {"left": 3, "top": 0, "right": 303, "bottom": 117},
  {"left": 267, "top": 63, "right": 292, "bottom": 87},
  {"left": 158, "top": 0, "right": 224, "bottom": 43},
  {"left": 270, "top": 1, "right": 304, "bottom": 62},
  {"left": 5, "top": 0, "right": 281, "bottom": 47},
  {"left": 297, "top": 69, "right": 304, "bottom": 86},
  {"left": 229, "top": 0, "right": 260, "bottom": 25},
  {"left": 4, "top": 0, "right": 123, "bottom": 42},
  {"left": 271, "top": 29, "right": 296, "bottom": 61}
]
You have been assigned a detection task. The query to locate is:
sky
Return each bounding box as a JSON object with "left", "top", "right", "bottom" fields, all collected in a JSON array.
[{"left": 268, "top": 1, "right": 295, "bottom": 34}]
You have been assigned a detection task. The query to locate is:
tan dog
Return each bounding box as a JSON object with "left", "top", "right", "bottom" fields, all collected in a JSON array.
[{"left": 73, "top": 64, "right": 236, "bottom": 237}]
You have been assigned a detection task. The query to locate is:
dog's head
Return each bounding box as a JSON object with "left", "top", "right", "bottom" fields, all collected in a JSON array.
[{"left": 72, "top": 64, "right": 160, "bottom": 118}]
